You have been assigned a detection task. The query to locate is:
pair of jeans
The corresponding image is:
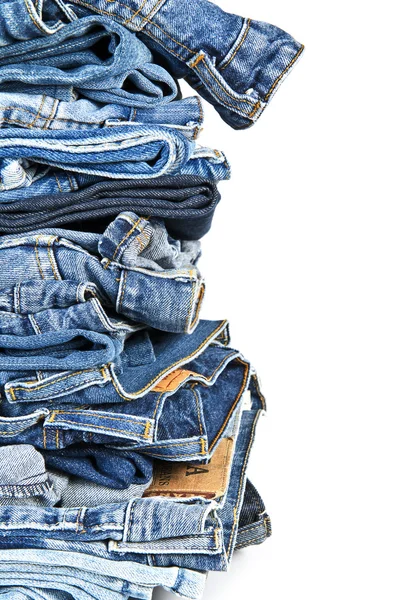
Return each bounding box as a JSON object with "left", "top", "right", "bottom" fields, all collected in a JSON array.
[
  {"left": 69, "top": 0, "right": 304, "bottom": 129},
  {"left": 0, "top": 175, "right": 220, "bottom": 240},
  {"left": 0, "top": 14, "right": 178, "bottom": 107},
  {"left": 0, "top": 92, "right": 204, "bottom": 140},
  {"left": 0, "top": 213, "right": 204, "bottom": 333},
  {"left": 0, "top": 126, "right": 229, "bottom": 196},
  {"left": 0, "top": 373, "right": 268, "bottom": 572}
]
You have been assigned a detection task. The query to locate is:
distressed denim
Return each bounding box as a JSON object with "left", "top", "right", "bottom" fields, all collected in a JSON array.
[
  {"left": 0, "top": 549, "right": 206, "bottom": 600},
  {"left": 0, "top": 92, "right": 204, "bottom": 140},
  {"left": 0, "top": 14, "right": 178, "bottom": 107},
  {"left": 0, "top": 126, "right": 229, "bottom": 194},
  {"left": 0, "top": 213, "right": 204, "bottom": 334},
  {"left": 69, "top": 0, "right": 304, "bottom": 129},
  {"left": 0, "top": 175, "right": 220, "bottom": 240}
]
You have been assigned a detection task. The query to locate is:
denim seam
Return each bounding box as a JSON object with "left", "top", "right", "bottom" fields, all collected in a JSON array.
[
  {"left": 47, "top": 237, "right": 60, "bottom": 280},
  {"left": 49, "top": 409, "right": 152, "bottom": 429},
  {"left": 29, "top": 94, "right": 46, "bottom": 128},
  {"left": 0, "top": 106, "right": 121, "bottom": 127},
  {"left": 253, "top": 375, "right": 267, "bottom": 411},
  {"left": 264, "top": 44, "right": 304, "bottom": 102},
  {"left": 47, "top": 418, "right": 152, "bottom": 438},
  {"left": 34, "top": 237, "right": 45, "bottom": 279},
  {"left": 54, "top": 173, "right": 63, "bottom": 192},
  {"left": 227, "top": 410, "right": 262, "bottom": 556},
  {"left": 209, "top": 357, "right": 250, "bottom": 453},
  {"left": 219, "top": 18, "right": 251, "bottom": 71},
  {"left": 122, "top": 0, "right": 149, "bottom": 26},
  {"left": 8, "top": 367, "right": 106, "bottom": 396},
  {"left": 235, "top": 532, "right": 268, "bottom": 549},
  {"left": 190, "top": 57, "right": 256, "bottom": 109},
  {"left": 44, "top": 98, "right": 60, "bottom": 130},
  {"left": 10, "top": 374, "right": 109, "bottom": 402},
  {"left": 237, "top": 516, "right": 270, "bottom": 537},
  {"left": 28, "top": 313, "right": 42, "bottom": 334},
  {"left": 107, "top": 320, "right": 228, "bottom": 399}
]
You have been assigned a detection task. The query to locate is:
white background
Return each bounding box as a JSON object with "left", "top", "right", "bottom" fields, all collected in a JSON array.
[{"left": 157, "top": 1, "right": 400, "bottom": 599}]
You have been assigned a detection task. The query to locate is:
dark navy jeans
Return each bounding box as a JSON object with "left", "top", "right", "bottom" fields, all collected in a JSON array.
[{"left": 0, "top": 175, "right": 221, "bottom": 240}]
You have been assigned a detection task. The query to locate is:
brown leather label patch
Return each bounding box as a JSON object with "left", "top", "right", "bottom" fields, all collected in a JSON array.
[
  {"left": 144, "top": 437, "right": 235, "bottom": 499},
  {"left": 153, "top": 369, "right": 197, "bottom": 392}
]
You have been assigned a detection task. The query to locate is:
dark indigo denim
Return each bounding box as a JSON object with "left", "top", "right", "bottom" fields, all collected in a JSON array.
[
  {"left": 0, "top": 175, "right": 220, "bottom": 240},
  {"left": 69, "top": 0, "right": 304, "bottom": 129},
  {"left": 0, "top": 320, "right": 251, "bottom": 488}
]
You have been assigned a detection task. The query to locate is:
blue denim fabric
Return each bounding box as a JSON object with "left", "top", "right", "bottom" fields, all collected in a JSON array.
[
  {"left": 0, "top": 126, "right": 229, "bottom": 193},
  {"left": 0, "top": 14, "right": 178, "bottom": 107},
  {"left": 0, "top": 373, "right": 267, "bottom": 571},
  {"left": 0, "top": 175, "right": 220, "bottom": 241},
  {"left": 0, "top": 443, "right": 150, "bottom": 506},
  {"left": 0, "top": 92, "right": 204, "bottom": 140},
  {"left": 0, "top": 319, "right": 251, "bottom": 487},
  {"left": 0, "top": 214, "right": 204, "bottom": 333},
  {"left": 0, "top": 0, "right": 76, "bottom": 45},
  {"left": 0, "top": 549, "right": 206, "bottom": 600},
  {"left": 69, "top": 0, "right": 304, "bottom": 129},
  {"left": 235, "top": 479, "right": 271, "bottom": 550}
]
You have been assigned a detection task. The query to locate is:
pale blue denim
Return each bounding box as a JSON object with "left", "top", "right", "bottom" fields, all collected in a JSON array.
[
  {"left": 0, "top": 126, "right": 229, "bottom": 194},
  {"left": 69, "top": 0, "right": 304, "bottom": 128},
  {"left": 0, "top": 14, "right": 178, "bottom": 107},
  {"left": 0, "top": 549, "right": 206, "bottom": 600},
  {"left": 0, "top": 214, "right": 204, "bottom": 334},
  {"left": 0, "top": 92, "right": 204, "bottom": 140}
]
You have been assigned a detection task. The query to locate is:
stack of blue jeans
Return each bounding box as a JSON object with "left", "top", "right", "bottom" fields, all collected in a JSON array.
[{"left": 0, "top": 0, "right": 303, "bottom": 598}]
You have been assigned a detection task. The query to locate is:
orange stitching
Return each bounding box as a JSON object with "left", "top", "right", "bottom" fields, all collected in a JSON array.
[
  {"left": 193, "top": 58, "right": 254, "bottom": 108},
  {"left": 123, "top": 0, "right": 148, "bottom": 25},
  {"left": 112, "top": 217, "right": 142, "bottom": 260},
  {"left": 43, "top": 98, "right": 58, "bottom": 130},
  {"left": 47, "top": 238, "right": 59, "bottom": 280},
  {"left": 47, "top": 418, "right": 150, "bottom": 438},
  {"left": 9, "top": 368, "right": 103, "bottom": 394},
  {"left": 54, "top": 173, "right": 63, "bottom": 193},
  {"left": 27, "top": 94, "right": 45, "bottom": 129},
  {"left": 248, "top": 100, "right": 261, "bottom": 120},
  {"left": 191, "top": 387, "right": 203, "bottom": 436},
  {"left": 220, "top": 19, "right": 252, "bottom": 71},
  {"left": 34, "top": 237, "right": 45, "bottom": 280},
  {"left": 23, "top": 0, "right": 47, "bottom": 35},
  {"left": 191, "top": 53, "right": 205, "bottom": 68},
  {"left": 51, "top": 410, "right": 151, "bottom": 427},
  {"left": 209, "top": 358, "right": 250, "bottom": 452},
  {"left": 107, "top": 320, "right": 228, "bottom": 399},
  {"left": 265, "top": 44, "right": 304, "bottom": 102}
]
